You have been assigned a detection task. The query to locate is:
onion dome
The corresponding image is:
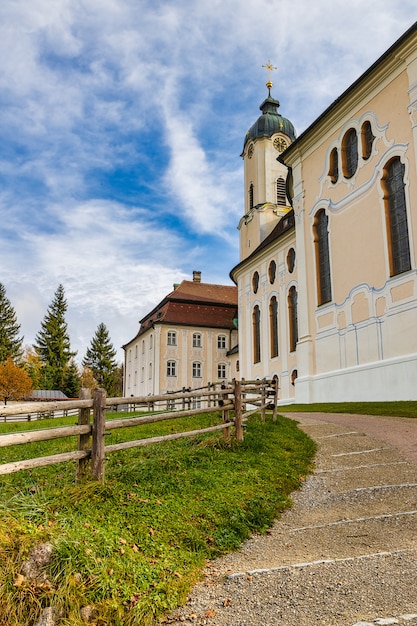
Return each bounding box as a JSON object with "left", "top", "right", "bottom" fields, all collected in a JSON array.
[{"left": 242, "top": 85, "right": 296, "bottom": 153}]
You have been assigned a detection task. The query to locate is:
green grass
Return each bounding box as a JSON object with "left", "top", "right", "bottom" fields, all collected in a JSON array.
[
  {"left": 278, "top": 401, "right": 417, "bottom": 418},
  {"left": 0, "top": 410, "right": 316, "bottom": 625}
]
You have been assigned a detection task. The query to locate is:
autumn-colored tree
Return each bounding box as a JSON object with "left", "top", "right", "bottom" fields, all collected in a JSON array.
[
  {"left": 22, "top": 346, "right": 43, "bottom": 388},
  {"left": 0, "top": 358, "right": 33, "bottom": 405},
  {"left": 79, "top": 366, "right": 98, "bottom": 392}
]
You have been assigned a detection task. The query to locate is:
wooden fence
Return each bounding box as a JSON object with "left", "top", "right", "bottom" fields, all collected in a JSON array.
[{"left": 0, "top": 379, "right": 277, "bottom": 483}]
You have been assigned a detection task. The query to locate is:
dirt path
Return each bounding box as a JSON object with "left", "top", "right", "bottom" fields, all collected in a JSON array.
[
  {"left": 163, "top": 413, "right": 417, "bottom": 625},
  {"left": 283, "top": 412, "right": 417, "bottom": 467}
]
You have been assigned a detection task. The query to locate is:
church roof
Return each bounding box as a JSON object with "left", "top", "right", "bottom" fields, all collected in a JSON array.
[
  {"left": 123, "top": 279, "right": 238, "bottom": 346},
  {"left": 242, "top": 88, "right": 296, "bottom": 152},
  {"left": 229, "top": 210, "right": 295, "bottom": 283}
]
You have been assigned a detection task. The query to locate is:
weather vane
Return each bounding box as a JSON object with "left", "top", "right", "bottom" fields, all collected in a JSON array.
[{"left": 262, "top": 59, "right": 277, "bottom": 90}]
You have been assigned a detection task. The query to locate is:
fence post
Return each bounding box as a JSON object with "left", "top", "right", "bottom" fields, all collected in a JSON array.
[
  {"left": 260, "top": 377, "right": 267, "bottom": 422},
  {"left": 221, "top": 384, "right": 230, "bottom": 443},
  {"left": 234, "top": 379, "right": 243, "bottom": 442},
  {"left": 272, "top": 376, "right": 279, "bottom": 422},
  {"left": 76, "top": 388, "right": 92, "bottom": 484},
  {"left": 92, "top": 388, "right": 106, "bottom": 482}
]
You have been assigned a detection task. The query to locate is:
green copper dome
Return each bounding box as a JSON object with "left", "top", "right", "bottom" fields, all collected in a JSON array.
[{"left": 243, "top": 89, "right": 296, "bottom": 152}]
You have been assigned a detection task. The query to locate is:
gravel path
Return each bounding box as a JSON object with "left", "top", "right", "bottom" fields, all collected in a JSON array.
[{"left": 161, "top": 413, "right": 417, "bottom": 626}]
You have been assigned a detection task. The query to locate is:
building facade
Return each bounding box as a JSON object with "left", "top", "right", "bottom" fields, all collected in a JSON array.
[
  {"left": 231, "top": 23, "right": 417, "bottom": 403},
  {"left": 123, "top": 273, "right": 238, "bottom": 398}
]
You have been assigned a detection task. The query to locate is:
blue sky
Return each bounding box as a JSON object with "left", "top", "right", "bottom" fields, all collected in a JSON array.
[{"left": 1, "top": 0, "right": 416, "bottom": 363}]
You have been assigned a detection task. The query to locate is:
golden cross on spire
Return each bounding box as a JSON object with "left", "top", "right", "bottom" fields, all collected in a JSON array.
[{"left": 262, "top": 59, "right": 277, "bottom": 89}]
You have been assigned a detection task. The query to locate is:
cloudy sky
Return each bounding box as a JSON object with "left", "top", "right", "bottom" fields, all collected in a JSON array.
[{"left": 1, "top": 0, "right": 416, "bottom": 363}]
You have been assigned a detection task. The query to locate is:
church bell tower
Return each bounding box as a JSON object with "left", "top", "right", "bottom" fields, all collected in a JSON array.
[{"left": 239, "top": 62, "right": 296, "bottom": 261}]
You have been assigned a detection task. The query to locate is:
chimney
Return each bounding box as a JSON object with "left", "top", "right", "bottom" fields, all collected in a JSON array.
[{"left": 193, "top": 271, "right": 202, "bottom": 283}]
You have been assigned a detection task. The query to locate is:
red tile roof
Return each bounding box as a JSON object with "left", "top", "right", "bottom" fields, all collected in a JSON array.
[{"left": 123, "top": 280, "right": 238, "bottom": 346}]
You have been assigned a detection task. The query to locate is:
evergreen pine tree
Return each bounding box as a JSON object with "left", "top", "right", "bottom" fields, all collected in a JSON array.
[
  {"left": 63, "top": 359, "right": 81, "bottom": 398},
  {"left": 34, "top": 284, "right": 76, "bottom": 391},
  {"left": 83, "top": 323, "right": 118, "bottom": 396},
  {"left": 0, "top": 283, "right": 24, "bottom": 364}
]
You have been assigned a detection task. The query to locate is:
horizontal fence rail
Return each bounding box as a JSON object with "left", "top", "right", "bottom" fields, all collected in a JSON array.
[{"left": 0, "top": 378, "right": 278, "bottom": 482}]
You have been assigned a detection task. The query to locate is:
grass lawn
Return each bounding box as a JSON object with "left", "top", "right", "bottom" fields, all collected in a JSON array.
[
  {"left": 277, "top": 400, "right": 417, "bottom": 418},
  {"left": 0, "top": 410, "right": 316, "bottom": 625}
]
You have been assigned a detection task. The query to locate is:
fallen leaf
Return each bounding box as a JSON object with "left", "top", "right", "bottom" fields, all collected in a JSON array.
[
  {"left": 149, "top": 528, "right": 156, "bottom": 536},
  {"left": 14, "top": 574, "right": 25, "bottom": 587},
  {"left": 222, "top": 599, "right": 232, "bottom": 607},
  {"left": 205, "top": 609, "right": 216, "bottom": 618},
  {"left": 132, "top": 544, "right": 139, "bottom": 552},
  {"left": 119, "top": 538, "right": 127, "bottom": 545}
]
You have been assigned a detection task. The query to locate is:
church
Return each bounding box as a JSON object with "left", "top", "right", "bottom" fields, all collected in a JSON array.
[{"left": 230, "top": 22, "right": 417, "bottom": 403}]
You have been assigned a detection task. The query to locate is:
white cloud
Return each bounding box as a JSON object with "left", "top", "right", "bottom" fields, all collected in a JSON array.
[{"left": 1, "top": 0, "right": 416, "bottom": 365}]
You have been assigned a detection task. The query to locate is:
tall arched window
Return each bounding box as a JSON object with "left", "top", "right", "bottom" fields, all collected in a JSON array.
[
  {"left": 269, "top": 296, "right": 279, "bottom": 358},
  {"left": 383, "top": 157, "right": 411, "bottom": 276},
  {"left": 361, "top": 120, "right": 375, "bottom": 160},
  {"left": 276, "top": 177, "right": 286, "bottom": 206},
  {"left": 328, "top": 147, "right": 339, "bottom": 184},
  {"left": 252, "top": 305, "right": 261, "bottom": 364},
  {"left": 288, "top": 287, "right": 298, "bottom": 353},
  {"left": 314, "top": 209, "right": 332, "bottom": 305},
  {"left": 342, "top": 128, "right": 358, "bottom": 178}
]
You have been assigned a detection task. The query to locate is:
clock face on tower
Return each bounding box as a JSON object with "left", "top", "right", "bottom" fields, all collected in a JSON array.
[{"left": 273, "top": 136, "right": 288, "bottom": 153}]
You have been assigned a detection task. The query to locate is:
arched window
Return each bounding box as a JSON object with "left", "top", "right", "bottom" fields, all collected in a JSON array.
[
  {"left": 288, "top": 287, "right": 298, "bottom": 353},
  {"left": 342, "top": 128, "right": 358, "bottom": 179},
  {"left": 249, "top": 183, "right": 254, "bottom": 210},
  {"left": 328, "top": 147, "right": 339, "bottom": 184},
  {"left": 276, "top": 177, "right": 286, "bottom": 206},
  {"left": 252, "top": 305, "right": 261, "bottom": 364},
  {"left": 287, "top": 247, "right": 296, "bottom": 273},
  {"left": 269, "top": 296, "right": 279, "bottom": 358},
  {"left": 268, "top": 259, "right": 276, "bottom": 284},
  {"left": 252, "top": 271, "right": 259, "bottom": 294},
  {"left": 361, "top": 121, "right": 375, "bottom": 160},
  {"left": 314, "top": 210, "right": 332, "bottom": 305},
  {"left": 382, "top": 157, "right": 411, "bottom": 276}
]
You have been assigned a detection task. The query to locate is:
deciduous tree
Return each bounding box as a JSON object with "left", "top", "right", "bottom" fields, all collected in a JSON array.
[
  {"left": 34, "top": 285, "right": 76, "bottom": 391},
  {"left": 0, "top": 283, "right": 24, "bottom": 364},
  {"left": 0, "top": 358, "right": 33, "bottom": 405}
]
